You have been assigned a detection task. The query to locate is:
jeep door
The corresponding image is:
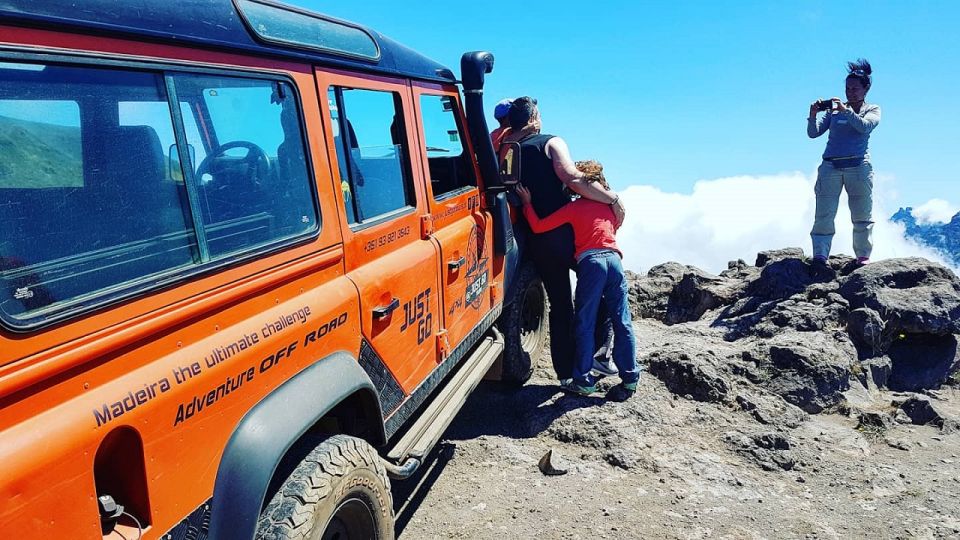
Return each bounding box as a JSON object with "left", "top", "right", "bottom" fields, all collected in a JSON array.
[
  {"left": 411, "top": 85, "right": 496, "bottom": 354},
  {"left": 315, "top": 71, "right": 442, "bottom": 421}
]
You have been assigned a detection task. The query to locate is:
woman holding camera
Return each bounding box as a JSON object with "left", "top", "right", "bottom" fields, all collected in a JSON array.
[{"left": 807, "top": 59, "right": 881, "bottom": 265}]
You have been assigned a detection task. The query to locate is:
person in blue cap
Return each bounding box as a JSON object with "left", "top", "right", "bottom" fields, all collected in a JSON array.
[{"left": 491, "top": 97, "right": 513, "bottom": 152}]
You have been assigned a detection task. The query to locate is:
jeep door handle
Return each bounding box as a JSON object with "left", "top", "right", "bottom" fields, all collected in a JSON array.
[
  {"left": 447, "top": 256, "right": 466, "bottom": 270},
  {"left": 373, "top": 297, "right": 400, "bottom": 319}
]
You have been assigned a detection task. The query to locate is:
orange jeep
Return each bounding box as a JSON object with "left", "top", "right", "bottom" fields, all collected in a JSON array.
[{"left": 0, "top": 1, "right": 546, "bottom": 538}]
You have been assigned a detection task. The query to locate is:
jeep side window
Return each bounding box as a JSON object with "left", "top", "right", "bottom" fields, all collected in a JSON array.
[
  {"left": 0, "top": 61, "right": 319, "bottom": 328},
  {"left": 328, "top": 87, "right": 414, "bottom": 224},
  {"left": 0, "top": 63, "right": 199, "bottom": 324},
  {"left": 418, "top": 94, "right": 476, "bottom": 198},
  {"left": 119, "top": 101, "right": 208, "bottom": 182},
  {"left": 0, "top": 99, "right": 82, "bottom": 189},
  {"left": 174, "top": 76, "right": 317, "bottom": 257}
]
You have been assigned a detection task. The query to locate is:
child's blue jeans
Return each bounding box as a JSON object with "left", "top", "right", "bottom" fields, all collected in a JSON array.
[{"left": 573, "top": 249, "right": 639, "bottom": 386}]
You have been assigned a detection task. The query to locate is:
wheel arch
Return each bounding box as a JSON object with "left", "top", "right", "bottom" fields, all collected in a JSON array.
[{"left": 207, "top": 351, "right": 385, "bottom": 540}]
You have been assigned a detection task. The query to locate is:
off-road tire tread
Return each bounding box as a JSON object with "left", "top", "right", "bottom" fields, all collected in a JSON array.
[
  {"left": 496, "top": 262, "right": 546, "bottom": 386},
  {"left": 255, "top": 434, "right": 393, "bottom": 540}
]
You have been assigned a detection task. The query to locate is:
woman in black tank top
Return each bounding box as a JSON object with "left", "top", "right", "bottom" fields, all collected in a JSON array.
[{"left": 504, "top": 97, "right": 626, "bottom": 383}]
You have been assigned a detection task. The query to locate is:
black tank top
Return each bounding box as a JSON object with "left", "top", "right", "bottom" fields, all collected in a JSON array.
[{"left": 517, "top": 133, "right": 569, "bottom": 218}]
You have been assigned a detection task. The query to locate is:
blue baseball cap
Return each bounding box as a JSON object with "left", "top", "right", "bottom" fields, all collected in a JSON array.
[{"left": 494, "top": 98, "right": 514, "bottom": 119}]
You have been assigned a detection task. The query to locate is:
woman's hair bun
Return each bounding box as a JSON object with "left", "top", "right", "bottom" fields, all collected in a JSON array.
[
  {"left": 847, "top": 58, "right": 872, "bottom": 76},
  {"left": 846, "top": 58, "right": 872, "bottom": 90}
]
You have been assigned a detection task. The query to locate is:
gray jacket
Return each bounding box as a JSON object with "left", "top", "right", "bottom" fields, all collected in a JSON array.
[{"left": 807, "top": 102, "right": 881, "bottom": 159}]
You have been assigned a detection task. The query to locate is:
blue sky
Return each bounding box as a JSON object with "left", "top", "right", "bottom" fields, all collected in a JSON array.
[{"left": 293, "top": 0, "right": 959, "bottom": 211}]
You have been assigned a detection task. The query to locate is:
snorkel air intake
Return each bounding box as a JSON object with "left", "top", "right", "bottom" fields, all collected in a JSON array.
[
  {"left": 460, "top": 51, "right": 520, "bottom": 297},
  {"left": 460, "top": 51, "right": 502, "bottom": 192}
]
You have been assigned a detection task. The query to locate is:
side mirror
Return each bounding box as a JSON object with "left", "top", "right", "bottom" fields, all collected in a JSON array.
[
  {"left": 497, "top": 141, "right": 521, "bottom": 188},
  {"left": 169, "top": 143, "right": 196, "bottom": 181}
]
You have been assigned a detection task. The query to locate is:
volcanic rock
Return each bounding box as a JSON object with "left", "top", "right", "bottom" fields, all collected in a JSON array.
[
  {"left": 645, "top": 347, "right": 730, "bottom": 403},
  {"left": 629, "top": 252, "right": 960, "bottom": 417}
]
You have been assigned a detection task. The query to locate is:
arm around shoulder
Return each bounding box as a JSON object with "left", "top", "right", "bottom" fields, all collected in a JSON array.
[
  {"left": 545, "top": 136, "right": 617, "bottom": 204},
  {"left": 522, "top": 202, "right": 569, "bottom": 234}
]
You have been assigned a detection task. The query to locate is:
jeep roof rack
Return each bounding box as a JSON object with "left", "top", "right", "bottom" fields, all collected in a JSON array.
[{"left": 0, "top": 0, "right": 455, "bottom": 83}]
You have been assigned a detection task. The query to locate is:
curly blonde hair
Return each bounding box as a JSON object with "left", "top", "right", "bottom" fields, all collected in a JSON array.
[{"left": 575, "top": 160, "right": 610, "bottom": 190}]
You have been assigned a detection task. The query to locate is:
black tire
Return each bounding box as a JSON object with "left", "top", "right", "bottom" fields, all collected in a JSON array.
[
  {"left": 495, "top": 261, "right": 548, "bottom": 386},
  {"left": 256, "top": 434, "right": 394, "bottom": 540}
]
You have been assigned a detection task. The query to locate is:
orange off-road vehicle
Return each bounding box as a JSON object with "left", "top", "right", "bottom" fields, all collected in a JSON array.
[{"left": 0, "top": 1, "right": 547, "bottom": 538}]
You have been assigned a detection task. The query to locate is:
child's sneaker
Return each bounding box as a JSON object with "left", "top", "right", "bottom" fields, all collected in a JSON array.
[
  {"left": 590, "top": 357, "right": 619, "bottom": 378},
  {"left": 606, "top": 382, "right": 636, "bottom": 402},
  {"left": 856, "top": 256, "right": 870, "bottom": 265},
  {"left": 561, "top": 379, "right": 597, "bottom": 396}
]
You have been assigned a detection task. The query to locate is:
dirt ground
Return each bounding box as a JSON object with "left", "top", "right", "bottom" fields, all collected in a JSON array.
[{"left": 392, "top": 320, "right": 960, "bottom": 540}]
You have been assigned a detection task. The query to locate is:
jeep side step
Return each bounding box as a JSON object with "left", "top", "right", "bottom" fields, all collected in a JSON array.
[{"left": 382, "top": 328, "right": 504, "bottom": 479}]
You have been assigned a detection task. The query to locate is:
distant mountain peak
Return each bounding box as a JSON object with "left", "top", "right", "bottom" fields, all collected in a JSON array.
[{"left": 892, "top": 207, "right": 960, "bottom": 266}]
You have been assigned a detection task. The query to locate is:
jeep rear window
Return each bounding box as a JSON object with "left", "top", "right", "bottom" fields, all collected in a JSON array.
[
  {"left": 174, "top": 75, "right": 317, "bottom": 258},
  {"left": 0, "top": 60, "right": 318, "bottom": 329}
]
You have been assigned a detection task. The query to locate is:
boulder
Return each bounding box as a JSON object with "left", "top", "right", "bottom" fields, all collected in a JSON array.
[
  {"left": 856, "top": 410, "right": 896, "bottom": 431},
  {"left": 724, "top": 431, "right": 797, "bottom": 471},
  {"left": 761, "top": 332, "right": 855, "bottom": 414},
  {"left": 838, "top": 258, "right": 960, "bottom": 336},
  {"left": 893, "top": 395, "right": 954, "bottom": 430},
  {"left": 847, "top": 307, "right": 888, "bottom": 355},
  {"left": 646, "top": 349, "right": 730, "bottom": 403},
  {"left": 745, "top": 258, "right": 833, "bottom": 301},
  {"left": 628, "top": 262, "right": 693, "bottom": 321},
  {"left": 755, "top": 247, "right": 805, "bottom": 267},
  {"left": 735, "top": 391, "right": 808, "bottom": 428},
  {"left": 665, "top": 271, "right": 742, "bottom": 324},
  {"left": 859, "top": 355, "right": 893, "bottom": 388}
]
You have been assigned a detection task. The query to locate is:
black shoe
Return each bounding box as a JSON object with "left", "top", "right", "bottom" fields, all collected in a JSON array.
[{"left": 606, "top": 383, "right": 636, "bottom": 402}]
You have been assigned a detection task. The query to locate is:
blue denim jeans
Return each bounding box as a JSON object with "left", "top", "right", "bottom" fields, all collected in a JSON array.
[{"left": 573, "top": 250, "right": 639, "bottom": 386}]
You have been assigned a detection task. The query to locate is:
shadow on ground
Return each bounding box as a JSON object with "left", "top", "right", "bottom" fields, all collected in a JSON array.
[{"left": 392, "top": 380, "right": 600, "bottom": 533}]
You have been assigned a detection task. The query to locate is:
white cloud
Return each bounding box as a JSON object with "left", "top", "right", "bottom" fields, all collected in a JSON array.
[
  {"left": 616, "top": 171, "right": 957, "bottom": 275},
  {"left": 911, "top": 199, "right": 959, "bottom": 225}
]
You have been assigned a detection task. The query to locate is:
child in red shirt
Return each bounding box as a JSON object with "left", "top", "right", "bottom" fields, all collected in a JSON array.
[{"left": 516, "top": 160, "right": 639, "bottom": 400}]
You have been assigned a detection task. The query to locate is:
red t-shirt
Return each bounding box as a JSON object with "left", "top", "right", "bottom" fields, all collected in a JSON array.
[
  {"left": 490, "top": 126, "right": 509, "bottom": 153},
  {"left": 522, "top": 199, "right": 621, "bottom": 261}
]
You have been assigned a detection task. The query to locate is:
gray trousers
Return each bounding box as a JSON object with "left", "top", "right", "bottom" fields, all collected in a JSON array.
[{"left": 810, "top": 160, "right": 874, "bottom": 259}]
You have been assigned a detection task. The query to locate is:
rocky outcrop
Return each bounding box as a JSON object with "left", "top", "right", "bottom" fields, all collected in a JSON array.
[
  {"left": 724, "top": 431, "right": 798, "bottom": 471},
  {"left": 630, "top": 250, "right": 960, "bottom": 420},
  {"left": 838, "top": 258, "right": 960, "bottom": 337},
  {"left": 755, "top": 248, "right": 806, "bottom": 268},
  {"left": 763, "top": 333, "right": 855, "bottom": 414},
  {"left": 646, "top": 348, "right": 730, "bottom": 403},
  {"left": 628, "top": 262, "right": 691, "bottom": 320}
]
